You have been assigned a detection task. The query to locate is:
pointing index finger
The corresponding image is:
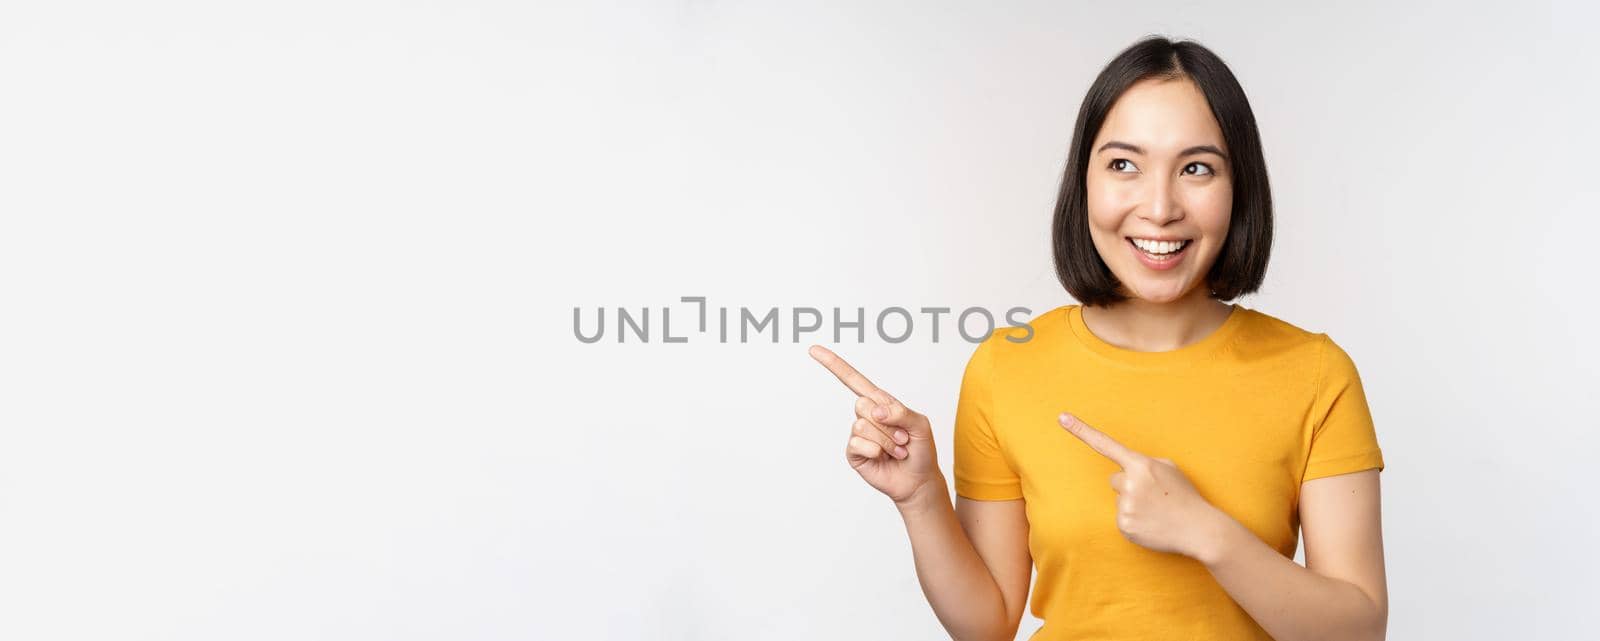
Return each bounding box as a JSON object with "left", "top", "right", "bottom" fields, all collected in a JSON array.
[
  {"left": 808, "top": 345, "right": 883, "bottom": 398},
  {"left": 1059, "top": 412, "right": 1141, "bottom": 468}
]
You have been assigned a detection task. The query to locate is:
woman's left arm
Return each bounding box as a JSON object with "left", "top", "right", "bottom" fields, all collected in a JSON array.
[
  {"left": 1197, "top": 469, "right": 1388, "bottom": 641},
  {"left": 1058, "top": 413, "right": 1388, "bottom": 641}
]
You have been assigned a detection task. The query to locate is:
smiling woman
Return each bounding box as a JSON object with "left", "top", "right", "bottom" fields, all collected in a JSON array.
[
  {"left": 1055, "top": 38, "right": 1272, "bottom": 310},
  {"left": 811, "top": 35, "right": 1388, "bottom": 641}
]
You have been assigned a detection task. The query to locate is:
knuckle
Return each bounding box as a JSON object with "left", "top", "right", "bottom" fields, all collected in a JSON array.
[{"left": 855, "top": 420, "right": 885, "bottom": 443}]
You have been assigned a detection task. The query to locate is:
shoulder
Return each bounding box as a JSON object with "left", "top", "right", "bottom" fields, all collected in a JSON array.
[
  {"left": 1233, "top": 306, "right": 1363, "bottom": 380},
  {"left": 949, "top": 304, "right": 1071, "bottom": 381},
  {"left": 968, "top": 303, "right": 1072, "bottom": 361},
  {"left": 1232, "top": 306, "right": 1329, "bottom": 358}
]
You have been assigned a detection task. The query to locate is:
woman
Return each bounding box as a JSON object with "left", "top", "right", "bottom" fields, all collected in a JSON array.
[{"left": 809, "top": 36, "right": 1387, "bottom": 641}]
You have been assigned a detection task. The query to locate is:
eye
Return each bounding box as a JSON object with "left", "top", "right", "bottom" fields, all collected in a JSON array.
[
  {"left": 1183, "top": 162, "right": 1215, "bottom": 176},
  {"left": 1108, "top": 158, "right": 1138, "bottom": 173}
]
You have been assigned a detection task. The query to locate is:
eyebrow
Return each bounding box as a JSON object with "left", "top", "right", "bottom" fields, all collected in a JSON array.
[{"left": 1097, "top": 140, "right": 1229, "bottom": 161}]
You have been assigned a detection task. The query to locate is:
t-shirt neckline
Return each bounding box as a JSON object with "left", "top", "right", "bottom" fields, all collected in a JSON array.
[{"left": 1064, "top": 302, "right": 1248, "bottom": 368}]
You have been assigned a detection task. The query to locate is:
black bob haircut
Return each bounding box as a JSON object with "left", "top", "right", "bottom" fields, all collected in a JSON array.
[{"left": 1051, "top": 36, "right": 1273, "bottom": 307}]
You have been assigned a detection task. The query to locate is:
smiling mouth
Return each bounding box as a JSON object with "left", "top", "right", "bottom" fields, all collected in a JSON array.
[{"left": 1126, "top": 237, "right": 1191, "bottom": 260}]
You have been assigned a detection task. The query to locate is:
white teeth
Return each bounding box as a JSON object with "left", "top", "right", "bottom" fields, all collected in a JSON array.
[{"left": 1131, "top": 238, "right": 1189, "bottom": 255}]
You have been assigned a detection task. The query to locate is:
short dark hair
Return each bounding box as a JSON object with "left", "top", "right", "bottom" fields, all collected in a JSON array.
[{"left": 1051, "top": 36, "right": 1273, "bottom": 307}]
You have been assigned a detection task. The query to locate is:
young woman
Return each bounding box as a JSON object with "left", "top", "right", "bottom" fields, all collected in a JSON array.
[{"left": 809, "top": 37, "right": 1387, "bottom": 641}]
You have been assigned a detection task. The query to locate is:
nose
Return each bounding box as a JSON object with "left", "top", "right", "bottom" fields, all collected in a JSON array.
[{"left": 1143, "top": 178, "right": 1184, "bottom": 225}]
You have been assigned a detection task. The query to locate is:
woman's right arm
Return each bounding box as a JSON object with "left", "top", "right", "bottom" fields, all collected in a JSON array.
[
  {"left": 898, "top": 483, "right": 1032, "bottom": 641},
  {"left": 808, "top": 345, "right": 1031, "bottom": 641}
]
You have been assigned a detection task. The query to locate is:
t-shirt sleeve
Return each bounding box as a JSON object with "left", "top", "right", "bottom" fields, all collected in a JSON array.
[
  {"left": 1302, "top": 334, "right": 1386, "bottom": 482},
  {"left": 952, "top": 336, "right": 1023, "bottom": 501}
]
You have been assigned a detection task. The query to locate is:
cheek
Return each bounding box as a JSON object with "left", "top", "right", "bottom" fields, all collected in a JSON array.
[
  {"left": 1084, "top": 176, "right": 1128, "bottom": 230},
  {"left": 1184, "top": 184, "right": 1233, "bottom": 235}
]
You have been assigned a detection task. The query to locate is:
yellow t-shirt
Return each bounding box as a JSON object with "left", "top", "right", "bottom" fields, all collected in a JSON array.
[{"left": 952, "top": 303, "right": 1384, "bottom": 640}]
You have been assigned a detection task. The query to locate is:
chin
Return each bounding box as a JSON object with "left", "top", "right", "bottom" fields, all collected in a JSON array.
[
  {"left": 1124, "top": 280, "right": 1196, "bottom": 304},
  {"left": 1134, "top": 292, "right": 1187, "bottom": 305}
]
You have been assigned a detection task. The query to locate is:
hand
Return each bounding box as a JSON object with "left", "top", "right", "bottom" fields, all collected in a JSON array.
[
  {"left": 809, "top": 345, "right": 943, "bottom": 507},
  {"left": 1058, "top": 412, "right": 1226, "bottom": 560}
]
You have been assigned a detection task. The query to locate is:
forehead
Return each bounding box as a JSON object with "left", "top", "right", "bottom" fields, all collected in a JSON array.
[{"left": 1094, "top": 77, "right": 1226, "bottom": 153}]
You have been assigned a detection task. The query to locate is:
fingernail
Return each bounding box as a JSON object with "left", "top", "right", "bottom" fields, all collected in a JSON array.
[
  {"left": 1058, "top": 413, "right": 1071, "bottom": 424},
  {"left": 894, "top": 430, "right": 908, "bottom": 444},
  {"left": 874, "top": 407, "right": 888, "bottom": 420},
  {"left": 894, "top": 445, "right": 907, "bottom": 458}
]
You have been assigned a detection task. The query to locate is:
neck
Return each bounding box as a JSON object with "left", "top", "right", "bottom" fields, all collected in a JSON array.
[{"left": 1080, "top": 287, "right": 1234, "bottom": 352}]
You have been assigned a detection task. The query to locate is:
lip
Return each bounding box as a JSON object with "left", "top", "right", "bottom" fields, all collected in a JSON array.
[{"left": 1126, "top": 237, "right": 1190, "bottom": 271}]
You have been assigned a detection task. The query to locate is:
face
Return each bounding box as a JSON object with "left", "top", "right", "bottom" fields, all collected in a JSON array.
[{"left": 1085, "top": 76, "right": 1233, "bottom": 304}]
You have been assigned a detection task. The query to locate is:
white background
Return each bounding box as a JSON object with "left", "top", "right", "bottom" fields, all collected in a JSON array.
[{"left": 3, "top": 1, "right": 1597, "bottom": 639}]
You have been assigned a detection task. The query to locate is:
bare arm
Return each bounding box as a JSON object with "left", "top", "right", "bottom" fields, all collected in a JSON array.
[
  {"left": 1196, "top": 469, "right": 1388, "bottom": 641},
  {"left": 1058, "top": 414, "right": 1386, "bottom": 640},
  {"left": 895, "top": 479, "right": 1032, "bottom": 641},
  {"left": 807, "top": 346, "right": 1031, "bottom": 641}
]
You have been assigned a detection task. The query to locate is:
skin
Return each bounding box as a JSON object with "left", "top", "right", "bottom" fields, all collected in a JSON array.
[
  {"left": 809, "top": 75, "right": 1387, "bottom": 641},
  {"left": 1081, "top": 75, "right": 1236, "bottom": 352}
]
